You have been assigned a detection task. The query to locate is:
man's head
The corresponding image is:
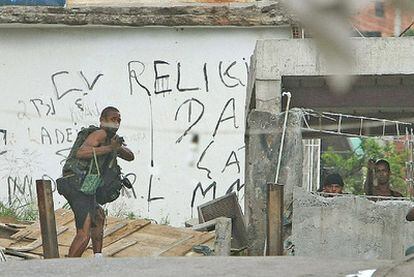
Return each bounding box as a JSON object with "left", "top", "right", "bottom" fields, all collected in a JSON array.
[
  {"left": 323, "top": 173, "right": 344, "bottom": 194},
  {"left": 100, "top": 106, "right": 121, "bottom": 137},
  {"left": 375, "top": 159, "right": 391, "bottom": 186}
]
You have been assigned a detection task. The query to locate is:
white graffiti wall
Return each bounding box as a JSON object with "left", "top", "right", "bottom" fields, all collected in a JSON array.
[{"left": 0, "top": 26, "right": 290, "bottom": 225}]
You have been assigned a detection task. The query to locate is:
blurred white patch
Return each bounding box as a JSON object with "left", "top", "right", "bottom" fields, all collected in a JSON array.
[
  {"left": 282, "top": 0, "right": 370, "bottom": 93},
  {"left": 284, "top": 0, "right": 414, "bottom": 92},
  {"left": 346, "top": 269, "right": 376, "bottom": 277}
]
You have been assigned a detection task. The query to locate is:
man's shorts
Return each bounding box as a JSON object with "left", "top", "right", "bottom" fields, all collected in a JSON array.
[{"left": 57, "top": 175, "right": 101, "bottom": 229}]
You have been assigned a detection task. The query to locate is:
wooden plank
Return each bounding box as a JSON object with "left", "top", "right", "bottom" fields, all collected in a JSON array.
[
  {"left": 103, "top": 222, "right": 128, "bottom": 238},
  {"left": 5, "top": 223, "right": 30, "bottom": 229},
  {"left": 192, "top": 219, "right": 217, "bottom": 231},
  {"left": 10, "top": 209, "right": 73, "bottom": 240},
  {"left": 0, "top": 238, "right": 14, "bottom": 248},
  {"left": 0, "top": 223, "right": 19, "bottom": 236},
  {"left": 8, "top": 226, "right": 68, "bottom": 252},
  {"left": 10, "top": 222, "right": 39, "bottom": 240},
  {"left": 266, "top": 183, "right": 284, "bottom": 256},
  {"left": 36, "top": 179, "right": 60, "bottom": 258},
  {"left": 55, "top": 217, "right": 125, "bottom": 247},
  {"left": 129, "top": 223, "right": 196, "bottom": 239},
  {"left": 103, "top": 239, "right": 137, "bottom": 257},
  {"left": 160, "top": 232, "right": 215, "bottom": 256},
  {"left": 86, "top": 222, "right": 128, "bottom": 249},
  {"left": 153, "top": 235, "right": 194, "bottom": 256},
  {"left": 30, "top": 244, "right": 95, "bottom": 258},
  {"left": 4, "top": 248, "right": 42, "bottom": 260},
  {"left": 111, "top": 224, "right": 197, "bottom": 257},
  {"left": 103, "top": 219, "right": 150, "bottom": 248},
  {"left": 26, "top": 209, "right": 74, "bottom": 241}
]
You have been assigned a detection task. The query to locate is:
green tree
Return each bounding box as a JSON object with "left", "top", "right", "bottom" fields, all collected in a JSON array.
[
  {"left": 321, "top": 138, "right": 408, "bottom": 195},
  {"left": 404, "top": 29, "right": 414, "bottom": 36}
]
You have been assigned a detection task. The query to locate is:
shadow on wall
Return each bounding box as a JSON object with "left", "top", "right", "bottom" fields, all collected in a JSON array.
[{"left": 0, "top": 0, "right": 65, "bottom": 5}]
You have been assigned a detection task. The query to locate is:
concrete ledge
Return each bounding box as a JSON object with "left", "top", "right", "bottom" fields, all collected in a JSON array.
[
  {"left": 0, "top": 3, "right": 295, "bottom": 27},
  {"left": 292, "top": 189, "right": 414, "bottom": 260},
  {"left": 0, "top": 256, "right": 394, "bottom": 277},
  {"left": 252, "top": 38, "right": 414, "bottom": 80}
]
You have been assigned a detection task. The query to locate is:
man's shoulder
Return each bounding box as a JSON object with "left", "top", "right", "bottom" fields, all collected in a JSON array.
[
  {"left": 81, "top": 126, "right": 105, "bottom": 137},
  {"left": 80, "top": 125, "right": 100, "bottom": 133}
]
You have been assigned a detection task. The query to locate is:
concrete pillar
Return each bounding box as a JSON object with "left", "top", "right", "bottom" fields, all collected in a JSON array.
[
  {"left": 244, "top": 108, "right": 303, "bottom": 256},
  {"left": 394, "top": 7, "right": 402, "bottom": 37},
  {"left": 214, "top": 217, "right": 232, "bottom": 256},
  {"left": 255, "top": 79, "right": 282, "bottom": 114}
]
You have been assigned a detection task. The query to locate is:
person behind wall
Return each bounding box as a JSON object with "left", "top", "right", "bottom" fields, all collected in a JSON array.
[
  {"left": 319, "top": 173, "right": 344, "bottom": 194},
  {"left": 57, "top": 106, "right": 134, "bottom": 257},
  {"left": 364, "top": 159, "right": 403, "bottom": 197}
]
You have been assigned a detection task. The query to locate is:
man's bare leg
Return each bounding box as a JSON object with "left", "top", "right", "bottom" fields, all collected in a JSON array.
[
  {"left": 91, "top": 207, "right": 105, "bottom": 254},
  {"left": 68, "top": 214, "right": 92, "bottom": 257}
]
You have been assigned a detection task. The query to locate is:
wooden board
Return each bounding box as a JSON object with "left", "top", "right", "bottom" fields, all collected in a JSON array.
[
  {"left": 8, "top": 226, "right": 68, "bottom": 252},
  {"left": 153, "top": 235, "right": 194, "bottom": 256},
  {"left": 160, "top": 232, "right": 215, "bottom": 256},
  {"left": 102, "top": 219, "right": 150, "bottom": 248},
  {"left": 112, "top": 227, "right": 214, "bottom": 257},
  {"left": 103, "top": 239, "right": 137, "bottom": 257},
  {"left": 5, "top": 209, "right": 215, "bottom": 258},
  {"left": 30, "top": 244, "right": 95, "bottom": 258},
  {"left": 10, "top": 209, "right": 73, "bottom": 240},
  {"left": 0, "top": 238, "right": 14, "bottom": 248},
  {"left": 46, "top": 216, "right": 125, "bottom": 247}
]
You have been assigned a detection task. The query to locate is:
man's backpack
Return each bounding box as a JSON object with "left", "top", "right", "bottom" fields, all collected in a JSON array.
[{"left": 95, "top": 156, "right": 123, "bottom": 205}]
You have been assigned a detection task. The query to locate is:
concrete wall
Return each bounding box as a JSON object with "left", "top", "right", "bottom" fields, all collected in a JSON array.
[
  {"left": 67, "top": 0, "right": 254, "bottom": 6},
  {"left": 292, "top": 189, "right": 414, "bottom": 259},
  {"left": 0, "top": 26, "right": 290, "bottom": 226}
]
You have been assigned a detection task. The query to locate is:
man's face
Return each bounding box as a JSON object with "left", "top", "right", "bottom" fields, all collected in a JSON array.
[
  {"left": 323, "top": 184, "right": 342, "bottom": 194},
  {"left": 375, "top": 164, "right": 390, "bottom": 185},
  {"left": 100, "top": 111, "right": 121, "bottom": 134},
  {"left": 331, "top": 184, "right": 343, "bottom": 194},
  {"left": 323, "top": 185, "right": 332, "bottom": 193}
]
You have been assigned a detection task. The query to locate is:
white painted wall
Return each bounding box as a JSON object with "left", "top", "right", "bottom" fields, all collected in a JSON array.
[{"left": 0, "top": 26, "right": 290, "bottom": 226}]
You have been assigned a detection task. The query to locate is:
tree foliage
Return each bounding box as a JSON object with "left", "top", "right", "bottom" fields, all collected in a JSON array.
[{"left": 321, "top": 138, "right": 408, "bottom": 195}]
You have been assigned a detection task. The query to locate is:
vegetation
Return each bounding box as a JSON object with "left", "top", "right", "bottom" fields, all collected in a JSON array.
[{"left": 0, "top": 200, "right": 38, "bottom": 221}]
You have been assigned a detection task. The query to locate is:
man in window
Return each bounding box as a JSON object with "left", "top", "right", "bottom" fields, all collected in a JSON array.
[
  {"left": 320, "top": 173, "right": 344, "bottom": 194},
  {"left": 364, "top": 159, "right": 403, "bottom": 197}
]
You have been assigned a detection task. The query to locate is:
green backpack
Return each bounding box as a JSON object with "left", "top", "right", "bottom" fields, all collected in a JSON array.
[{"left": 80, "top": 148, "right": 103, "bottom": 195}]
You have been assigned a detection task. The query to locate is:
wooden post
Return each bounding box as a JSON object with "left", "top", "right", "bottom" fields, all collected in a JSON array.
[
  {"left": 266, "top": 183, "right": 283, "bottom": 256},
  {"left": 36, "top": 179, "right": 59, "bottom": 259},
  {"left": 214, "top": 217, "right": 232, "bottom": 256}
]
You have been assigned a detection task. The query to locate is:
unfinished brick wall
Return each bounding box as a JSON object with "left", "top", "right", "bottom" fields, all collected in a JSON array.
[{"left": 353, "top": 1, "right": 414, "bottom": 37}]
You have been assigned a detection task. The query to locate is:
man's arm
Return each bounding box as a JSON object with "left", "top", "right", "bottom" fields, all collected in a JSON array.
[
  {"left": 76, "top": 130, "right": 117, "bottom": 159},
  {"left": 117, "top": 146, "right": 134, "bottom": 161}
]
